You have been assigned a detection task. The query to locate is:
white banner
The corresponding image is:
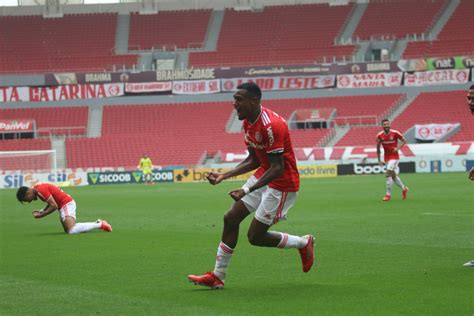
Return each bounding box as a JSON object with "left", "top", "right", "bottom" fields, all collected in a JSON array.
[
  {"left": 0, "top": 170, "right": 88, "bottom": 189},
  {"left": 404, "top": 69, "right": 469, "bottom": 86},
  {"left": 221, "top": 75, "right": 336, "bottom": 92},
  {"left": 125, "top": 82, "right": 172, "bottom": 93},
  {"left": 415, "top": 123, "right": 460, "bottom": 140},
  {"left": 172, "top": 79, "right": 220, "bottom": 94},
  {"left": 219, "top": 142, "right": 474, "bottom": 163},
  {"left": 337, "top": 72, "right": 403, "bottom": 88},
  {"left": 0, "top": 84, "right": 124, "bottom": 103},
  {"left": 0, "top": 119, "right": 35, "bottom": 132}
]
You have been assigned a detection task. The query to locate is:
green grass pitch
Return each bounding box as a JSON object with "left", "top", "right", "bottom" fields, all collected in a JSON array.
[{"left": 1, "top": 173, "right": 473, "bottom": 315}]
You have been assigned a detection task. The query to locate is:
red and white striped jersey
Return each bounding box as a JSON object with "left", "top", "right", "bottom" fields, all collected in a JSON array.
[
  {"left": 243, "top": 106, "right": 299, "bottom": 192},
  {"left": 376, "top": 129, "right": 404, "bottom": 161}
]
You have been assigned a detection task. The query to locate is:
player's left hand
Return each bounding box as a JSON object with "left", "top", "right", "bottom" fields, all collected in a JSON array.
[
  {"left": 228, "top": 189, "right": 245, "bottom": 201},
  {"left": 32, "top": 211, "right": 42, "bottom": 218}
]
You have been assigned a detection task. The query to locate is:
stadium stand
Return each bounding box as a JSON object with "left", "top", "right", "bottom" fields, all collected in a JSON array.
[
  {"left": 392, "top": 90, "right": 474, "bottom": 141},
  {"left": 335, "top": 91, "right": 473, "bottom": 146},
  {"left": 0, "top": 107, "right": 89, "bottom": 137},
  {"left": 403, "top": 0, "right": 474, "bottom": 58},
  {"left": 0, "top": 14, "right": 137, "bottom": 73},
  {"left": 188, "top": 3, "right": 355, "bottom": 67},
  {"left": 354, "top": 0, "right": 447, "bottom": 40},
  {"left": 128, "top": 10, "right": 211, "bottom": 50}
]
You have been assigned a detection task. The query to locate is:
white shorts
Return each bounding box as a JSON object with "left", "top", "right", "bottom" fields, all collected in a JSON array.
[
  {"left": 59, "top": 201, "right": 77, "bottom": 222},
  {"left": 240, "top": 176, "right": 298, "bottom": 226},
  {"left": 386, "top": 160, "right": 400, "bottom": 174}
]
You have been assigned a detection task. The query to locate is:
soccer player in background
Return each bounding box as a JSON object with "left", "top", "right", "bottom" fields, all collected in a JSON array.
[
  {"left": 188, "top": 83, "right": 315, "bottom": 289},
  {"left": 137, "top": 154, "right": 154, "bottom": 185},
  {"left": 376, "top": 119, "right": 409, "bottom": 201},
  {"left": 463, "top": 85, "right": 474, "bottom": 267},
  {"left": 16, "top": 183, "right": 112, "bottom": 234}
]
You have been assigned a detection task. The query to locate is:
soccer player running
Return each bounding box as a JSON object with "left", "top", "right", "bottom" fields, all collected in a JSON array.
[
  {"left": 188, "top": 83, "right": 315, "bottom": 289},
  {"left": 16, "top": 183, "right": 112, "bottom": 234},
  {"left": 137, "top": 154, "right": 154, "bottom": 185},
  {"left": 376, "top": 119, "right": 409, "bottom": 201}
]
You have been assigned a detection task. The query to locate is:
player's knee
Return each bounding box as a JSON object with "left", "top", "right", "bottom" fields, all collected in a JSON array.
[{"left": 247, "top": 231, "right": 263, "bottom": 246}]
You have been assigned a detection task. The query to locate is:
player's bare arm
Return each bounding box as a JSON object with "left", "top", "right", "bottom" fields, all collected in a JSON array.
[
  {"left": 395, "top": 136, "right": 407, "bottom": 152},
  {"left": 207, "top": 148, "right": 260, "bottom": 185},
  {"left": 33, "top": 196, "right": 58, "bottom": 218},
  {"left": 376, "top": 140, "right": 384, "bottom": 166},
  {"left": 229, "top": 152, "right": 284, "bottom": 201}
]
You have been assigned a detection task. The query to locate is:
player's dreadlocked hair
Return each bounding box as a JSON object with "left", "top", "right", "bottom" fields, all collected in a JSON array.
[
  {"left": 16, "top": 186, "right": 29, "bottom": 203},
  {"left": 237, "top": 82, "right": 262, "bottom": 101}
]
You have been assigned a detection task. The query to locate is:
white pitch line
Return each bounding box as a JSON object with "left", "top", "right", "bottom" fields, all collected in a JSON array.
[{"left": 422, "top": 212, "right": 474, "bottom": 217}]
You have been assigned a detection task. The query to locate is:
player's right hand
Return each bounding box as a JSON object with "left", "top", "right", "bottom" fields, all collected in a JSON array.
[
  {"left": 469, "top": 167, "right": 474, "bottom": 181},
  {"left": 379, "top": 161, "right": 385, "bottom": 166},
  {"left": 207, "top": 172, "right": 224, "bottom": 185},
  {"left": 32, "top": 211, "right": 42, "bottom": 218}
]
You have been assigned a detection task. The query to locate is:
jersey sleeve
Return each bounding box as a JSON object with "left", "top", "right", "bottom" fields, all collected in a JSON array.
[
  {"left": 395, "top": 130, "right": 404, "bottom": 140},
  {"left": 265, "top": 121, "right": 285, "bottom": 154}
]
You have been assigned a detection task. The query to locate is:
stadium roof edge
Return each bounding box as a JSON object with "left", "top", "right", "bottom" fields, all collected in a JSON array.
[{"left": 1, "top": 0, "right": 357, "bottom": 16}]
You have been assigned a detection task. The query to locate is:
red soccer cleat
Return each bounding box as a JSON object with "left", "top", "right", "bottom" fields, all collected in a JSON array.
[
  {"left": 402, "top": 187, "right": 409, "bottom": 200},
  {"left": 188, "top": 272, "right": 224, "bottom": 289},
  {"left": 382, "top": 194, "right": 391, "bottom": 201},
  {"left": 98, "top": 219, "right": 112, "bottom": 232},
  {"left": 298, "top": 235, "right": 315, "bottom": 273}
]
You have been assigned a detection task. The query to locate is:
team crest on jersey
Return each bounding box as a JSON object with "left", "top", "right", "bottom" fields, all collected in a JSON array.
[
  {"left": 390, "top": 136, "right": 394, "bottom": 140},
  {"left": 255, "top": 132, "right": 262, "bottom": 142}
]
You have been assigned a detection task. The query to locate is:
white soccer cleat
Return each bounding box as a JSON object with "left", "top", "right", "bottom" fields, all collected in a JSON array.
[{"left": 463, "top": 260, "right": 474, "bottom": 267}]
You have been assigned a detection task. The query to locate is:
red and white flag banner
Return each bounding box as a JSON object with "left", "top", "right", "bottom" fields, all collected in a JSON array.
[
  {"left": 415, "top": 123, "right": 460, "bottom": 140},
  {"left": 0, "top": 84, "right": 124, "bottom": 103},
  {"left": 172, "top": 79, "right": 221, "bottom": 95},
  {"left": 221, "top": 75, "right": 336, "bottom": 92},
  {"left": 337, "top": 72, "right": 403, "bottom": 89},
  {"left": 0, "top": 119, "right": 35, "bottom": 132},
  {"left": 125, "top": 82, "right": 172, "bottom": 93},
  {"left": 404, "top": 69, "right": 469, "bottom": 86}
]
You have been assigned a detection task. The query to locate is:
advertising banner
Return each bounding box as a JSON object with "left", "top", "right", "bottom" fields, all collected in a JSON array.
[
  {"left": 174, "top": 168, "right": 252, "bottom": 183},
  {"left": 87, "top": 170, "right": 174, "bottom": 185},
  {"left": 404, "top": 69, "right": 469, "bottom": 86},
  {"left": 221, "top": 75, "right": 336, "bottom": 92},
  {"left": 337, "top": 72, "right": 402, "bottom": 88},
  {"left": 0, "top": 84, "right": 124, "bottom": 103},
  {"left": 0, "top": 119, "right": 35, "bottom": 132},
  {"left": 125, "top": 82, "right": 172, "bottom": 93},
  {"left": 172, "top": 79, "right": 220, "bottom": 94},
  {"left": 298, "top": 164, "right": 337, "bottom": 178},
  {"left": 1, "top": 171, "right": 88, "bottom": 189},
  {"left": 415, "top": 123, "right": 460, "bottom": 141},
  {"left": 337, "top": 162, "right": 416, "bottom": 176},
  {"left": 219, "top": 142, "right": 474, "bottom": 163}
]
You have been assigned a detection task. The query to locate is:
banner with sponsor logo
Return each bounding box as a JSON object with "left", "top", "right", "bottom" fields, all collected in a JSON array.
[
  {"left": 172, "top": 79, "right": 220, "bottom": 95},
  {"left": 0, "top": 84, "right": 124, "bottom": 103},
  {"left": 404, "top": 69, "right": 469, "bottom": 86},
  {"left": 415, "top": 123, "right": 460, "bottom": 141},
  {"left": 398, "top": 56, "right": 474, "bottom": 72},
  {"left": 87, "top": 170, "right": 174, "bottom": 185},
  {"left": 174, "top": 168, "right": 252, "bottom": 183},
  {"left": 125, "top": 82, "right": 172, "bottom": 93},
  {"left": 221, "top": 75, "right": 336, "bottom": 92},
  {"left": 219, "top": 142, "right": 474, "bottom": 163},
  {"left": 337, "top": 72, "right": 402, "bottom": 89},
  {"left": 0, "top": 171, "right": 88, "bottom": 189},
  {"left": 0, "top": 119, "right": 35, "bottom": 132},
  {"left": 337, "top": 162, "right": 416, "bottom": 176},
  {"left": 298, "top": 164, "right": 337, "bottom": 178}
]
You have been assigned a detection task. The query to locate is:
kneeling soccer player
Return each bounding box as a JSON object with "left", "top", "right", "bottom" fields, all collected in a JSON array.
[
  {"left": 188, "top": 83, "right": 315, "bottom": 289},
  {"left": 16, "top": 183, "right": 112, "bottom": 234}
]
